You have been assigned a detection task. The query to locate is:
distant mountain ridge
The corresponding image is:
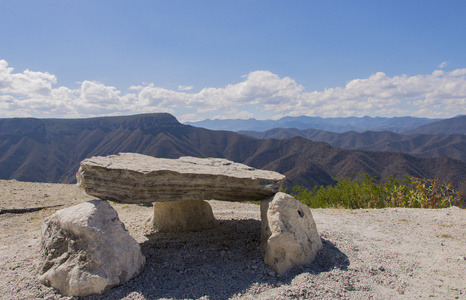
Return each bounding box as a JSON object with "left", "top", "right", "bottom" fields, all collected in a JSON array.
[
  {"left": 186, "top": 116, "right": 440, "bottom": 133},
  {"left": 1, "top": 113, "right": 465, "bottom": 197},
  {"left": 406, "top": 115, "right": 466, "bottom": 135},
  {"left": 240, "top": 128, "right": 466, "bottom": 163}
]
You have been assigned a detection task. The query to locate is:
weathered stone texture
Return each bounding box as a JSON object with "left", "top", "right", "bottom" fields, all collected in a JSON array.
[
  {"left": 77, "top": 153, "right": 285, "bottom": 205},
  {"left": 38, "top": 200, "right": 145, "bottom": 297},
  {"left": 260, "top": 192, "right": 323, "bottom": 275},
  {"left": 149, "top": 200, "right": 217, "bottom": 232}
]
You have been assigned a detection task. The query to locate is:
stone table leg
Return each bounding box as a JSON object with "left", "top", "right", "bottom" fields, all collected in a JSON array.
[
  {"left": 260, "top": 192, "right": 323, "bottom": 275},
  {"left": 149, "top": 200, "right": 217, "bottom": 232}
]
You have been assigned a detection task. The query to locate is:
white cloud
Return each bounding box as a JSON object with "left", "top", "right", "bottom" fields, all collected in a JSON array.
[
  {"left": 178, "top": 113, "right": 200, "bottom": 123},
  {"left": 234, "top": 111, "right": 254, "bottom": 119},
  {"left": 1, "top": 59, "right": 465, "bottom": 120},
  {"left": 287, "top": 69, "right": 466, "bottom": 118},
  {"left": 213, "top": 109, "right": 254, "bottom": 120},
  {"left": 178, "top": 85, "right": 194, "bottom": 91},
  {"left": 439, "top": 61, "right": 449, "bottom": 69},
  {"left": 0, "top": 60, "right": 56, "bottom": 97}
]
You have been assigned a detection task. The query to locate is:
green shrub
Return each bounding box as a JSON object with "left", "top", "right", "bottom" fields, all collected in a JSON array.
[
  {"left": 291, "top": 174, "right": 463, "bottom": 209},
  {"left": 400, "top": 177, "right": 463, "bottom": 208}
]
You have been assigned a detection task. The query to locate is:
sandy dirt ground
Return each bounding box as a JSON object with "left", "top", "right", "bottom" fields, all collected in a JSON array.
[{"left": 0, "top": 179, "right": 465, "bottom": 299}]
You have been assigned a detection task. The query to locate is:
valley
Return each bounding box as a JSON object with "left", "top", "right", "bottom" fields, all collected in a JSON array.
[{"left": 1, "top": 113, "right": 465, "bottom": 197}]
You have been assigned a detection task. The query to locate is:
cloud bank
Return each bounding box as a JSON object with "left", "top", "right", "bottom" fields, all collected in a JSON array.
[{"left": 1, "top": 59, "right": 465, "bottom": 121}]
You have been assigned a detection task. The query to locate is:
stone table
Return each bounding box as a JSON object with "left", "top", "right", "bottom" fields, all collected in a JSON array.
[{"left": 76, "top": 153, "right": 322, "bottom": 275}]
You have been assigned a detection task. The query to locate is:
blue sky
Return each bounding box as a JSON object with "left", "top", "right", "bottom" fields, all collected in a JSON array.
[{"left": 1, "top": 0, "right": 466, "bottom": 122}]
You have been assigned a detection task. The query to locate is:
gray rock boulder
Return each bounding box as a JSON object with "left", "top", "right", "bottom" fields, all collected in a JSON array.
[
  {"left": 38, "top": 200, "right": 145, "bottom": 297},
  {"left": 77, "top": 153, "right": 285, "bottom": 205},
  {"left": 260, "top": 192, "right": 323, "bottom": 275}
]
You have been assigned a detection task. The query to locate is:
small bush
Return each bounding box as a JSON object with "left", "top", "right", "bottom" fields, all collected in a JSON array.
[{"left": 291, "top": 174, "right": 463, "bottom": 209}]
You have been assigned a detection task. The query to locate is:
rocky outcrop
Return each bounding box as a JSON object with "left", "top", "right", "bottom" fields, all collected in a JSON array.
[
  {"left": 149, "top": 200, "right": 217, "bottom": 232},
  {"left": 38, "top": 200, "right": 145, "bottom": 297},
  {"left": 77, "top": 153, "right": 285, "bottom": 205},
  {"left": 260, "top": 192, "right": 323, "bottom": 275}
]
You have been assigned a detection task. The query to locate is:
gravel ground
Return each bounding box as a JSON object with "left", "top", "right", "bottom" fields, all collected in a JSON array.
[{"left": 0, "top": 179, "right": 465, "bottom": 299}]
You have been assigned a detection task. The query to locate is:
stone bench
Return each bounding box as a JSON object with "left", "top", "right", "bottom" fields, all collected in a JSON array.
[{"left": 39, "top": 153, "right": 323, "bottom": 297}]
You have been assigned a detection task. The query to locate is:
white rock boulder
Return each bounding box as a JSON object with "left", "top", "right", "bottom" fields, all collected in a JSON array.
[
  {"left": 260, "top": 192, "right": 323, "bottom": 275},
  {"left": 38, "top": 200, "right": 145, "bottom": 297}
]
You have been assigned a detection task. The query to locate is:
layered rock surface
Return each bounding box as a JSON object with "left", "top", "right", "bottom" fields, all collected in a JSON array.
[{"left": 77, "top": 153, "right": 285, "bottom": 205}]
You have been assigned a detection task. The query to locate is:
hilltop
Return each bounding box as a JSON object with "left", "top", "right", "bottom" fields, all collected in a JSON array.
[{"left": 0, "top": 180, "right": 464, "bottom": 299}]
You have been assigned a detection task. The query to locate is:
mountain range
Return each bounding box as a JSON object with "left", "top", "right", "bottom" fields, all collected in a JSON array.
[
  {"left": 405, "top": 115, "right": 466, "bottom": 135},
  {"left": 1, "top": 113, "right": 465, "bottom": 198},
  {"left": 186, "top": 116, "right": 448, "bottom": 133},
  {"left": 240, "top": 128, "right": 466, "bottom": 163}
]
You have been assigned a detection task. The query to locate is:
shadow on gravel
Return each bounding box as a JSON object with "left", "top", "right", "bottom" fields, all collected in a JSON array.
[{"left": 83, "top": 219, "right": 348, "bottom": 300}]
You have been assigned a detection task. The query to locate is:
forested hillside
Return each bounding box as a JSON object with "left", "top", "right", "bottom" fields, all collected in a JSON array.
[{"left": 1, "top": 114, "right": 465, "bottom": 196}]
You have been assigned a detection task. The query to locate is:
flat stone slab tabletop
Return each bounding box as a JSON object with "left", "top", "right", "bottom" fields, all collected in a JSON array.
[{"left": 77, "top": 153, "right": 285, "bottom": 205}]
